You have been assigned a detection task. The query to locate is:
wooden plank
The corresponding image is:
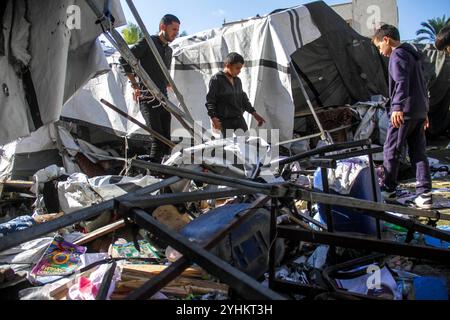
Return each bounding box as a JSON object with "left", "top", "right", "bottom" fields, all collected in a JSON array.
[
  {"left": 116, "top": 276, "right": 229, "bottom": 297},
  {"left": 121, "top": 264, "right": 205, "bottom": 279},
  {"left": 120, "top": 274, "right": 227, "bottom": 291},
  {"left": 74, "top": 220, "right": 126, "bottom": 245},
  {"left": 112, "top": 286, "right": 189, "bottom": 299}
]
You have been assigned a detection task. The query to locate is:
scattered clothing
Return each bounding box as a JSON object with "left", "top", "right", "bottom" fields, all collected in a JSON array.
[
  {"left": 317, "top": 157, "right": 369, "bottom": 195},
  {"left": 0, "top": 216, "right": 36, "bottom": 238}
]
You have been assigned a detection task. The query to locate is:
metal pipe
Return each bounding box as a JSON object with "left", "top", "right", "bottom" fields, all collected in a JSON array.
[
  {"left": 96, "top": 260, "right": 117, "bottom": 300},
  {"left": 290, "top": 62, "right": 329, "bottom": 142},
  {"left": 85, "top": 0, "right": 196, "bottom": 136},
  {"left": 268, "top": 198, "right": 277, "bottom": 289},
  {"left": 367, "top": 147, "right": 382, "bottom": 240},
  {"left": 125, "top": 0, "right": 195, "bottom": 126},
  {"left": 131, "top": 159, "right": 275, "bottom": 193},
  {"left": 326, "top": 147, "right": 383, "bottom": 161},
  {"left": 100, "top": 99, "right": 175, "bottom": 148},
  {"left": 278, "top": 227, "right": 450, "bottom": 264},
  {"left": 130, "top": 160, "right": 449, "bottom": 221},
  {"left": 122, "top": 188, "right": 251, "bottom": 209},
  {"left": 274, "top": 139, "right": 372, "bottom": 167},
  {"left": 276, "top": 124, "right": 354, "bottom": 147}
]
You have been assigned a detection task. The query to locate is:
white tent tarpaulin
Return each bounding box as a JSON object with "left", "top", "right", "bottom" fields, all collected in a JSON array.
[
  {"left": 0, "top": 0, "right": 126, "bottom": 145},
  {"left": 62, "top": 51, "right": 150, "bottom": 139},
  {"left": 169, "top": 6, "right": 322, "bottom": 142}
]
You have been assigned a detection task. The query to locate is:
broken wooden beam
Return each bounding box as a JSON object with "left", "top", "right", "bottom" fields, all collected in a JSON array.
[
  {"left": 74, "top": 220, "right": 126, "bottom": 245},
  {"left": 121, "top": 264, "right": 206, "bottom": 279}
]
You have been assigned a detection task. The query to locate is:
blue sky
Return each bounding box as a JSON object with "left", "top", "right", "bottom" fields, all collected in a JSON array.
[{"left": 119, "top": 0, "right": 449, "bottom": 41}]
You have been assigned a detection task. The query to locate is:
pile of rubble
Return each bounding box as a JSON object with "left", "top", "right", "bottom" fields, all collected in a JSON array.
[{"left": 0, "top": 135, "right": 448, "bottom": 301}]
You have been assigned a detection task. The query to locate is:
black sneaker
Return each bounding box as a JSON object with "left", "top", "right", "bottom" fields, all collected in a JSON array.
[{"left": 381, "top": 187, "right": 397, "bottom": 202}]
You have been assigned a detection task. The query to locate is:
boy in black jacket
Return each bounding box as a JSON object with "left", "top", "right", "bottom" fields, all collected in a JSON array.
[{"left": 205, "top": 52, "right": 266, "bottom": 137}]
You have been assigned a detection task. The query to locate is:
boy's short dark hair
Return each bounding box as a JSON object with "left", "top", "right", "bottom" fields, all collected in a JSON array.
[
  {"left": 435, "top": 26, "right": 450, "bottom": 51},
  {"left": 372, "top": 24, "right": 401, "bottom": 42},
  {"left": 225, "top": 52, "right": 245, "bottom": 65},
  {"left": 161, "top": 14, "right": 180, "bottom": 26}
]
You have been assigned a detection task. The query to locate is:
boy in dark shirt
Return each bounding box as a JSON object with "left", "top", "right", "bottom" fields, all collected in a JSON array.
[
  {"left": 372, "top": 24, "right": 432, "bottom": 209},
  {"left": 205, "top": 52, "right": 266, "bottom": 137}
]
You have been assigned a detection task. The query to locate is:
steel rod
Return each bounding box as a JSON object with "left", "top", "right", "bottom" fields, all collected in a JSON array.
[
  {"left": 100, "top": 99, "right": 175, "bottom": 148},
  {"left": 278, "top": 227, "right": 450, "bottom": 263}
]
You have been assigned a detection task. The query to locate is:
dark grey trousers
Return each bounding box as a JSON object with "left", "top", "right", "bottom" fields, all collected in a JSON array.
[{"left": 383, "top": 119, "right": 432, "bottom": 195}]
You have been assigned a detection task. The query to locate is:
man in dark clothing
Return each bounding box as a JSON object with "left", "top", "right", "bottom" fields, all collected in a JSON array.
[
  {"left": 205, "top": 52, "right": 266, "bottom": 138},
  {"left": 119, "top": 14, "right": 180, "bottom": 163},
  {"left": 372, "top": 24, "right": 432, "bottom": 209}
]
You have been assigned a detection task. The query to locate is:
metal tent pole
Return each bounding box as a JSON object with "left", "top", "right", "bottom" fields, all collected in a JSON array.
[
  {"left": 125, "top": 0, "right": 194, "bottom": 125},
  {"left": 290, "top": 62, "right": 332, "bottom": 144}
]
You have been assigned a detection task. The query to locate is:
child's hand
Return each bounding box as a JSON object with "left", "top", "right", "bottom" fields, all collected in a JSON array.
[
  {"left": 424, "top": 117, "right": 429, "bottom": 131},
  {"left": 211, "top": 117, "right": 222, "bottom": 131},
  {"left": 253, "top": 112, "right": 266, "bottom": 127},
  {"left": 132, "top": 88, "right": 141, "bottom": 103},
  {"left": 391, "top": 111, "right": 404, "bottom": 128}
]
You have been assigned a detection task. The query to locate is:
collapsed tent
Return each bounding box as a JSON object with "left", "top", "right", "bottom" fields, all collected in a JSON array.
[
  {"left": 62, "top": 49, "right": 150, "bottom": 140},
  {"left": 169, "top": 1, "right": 389, "bottom": 142},
  {"left": 417, "top": 44, "right": 450, "bottom": 137},
  {"left": 0, "top": 0, "right": 126, "bottom": 145},
  {"left": 290, "top": 1, "right": 388, "bottom": 116},
  {"left": 0, "top": 123, "right": 122, "bottom": 182}
]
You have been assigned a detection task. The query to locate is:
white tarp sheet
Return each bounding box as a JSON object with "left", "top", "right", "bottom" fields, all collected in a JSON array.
[
  {"left": 57, "top": 173, "right": 161, "bottom": 214},
  {"left": 0, "top": 124, "right": 60, "bottom": 181},
  {"left": 62, "top": 52, "right": 149, "bottom": 138},
  {"left": 0, "top": 0, "right": 126, "bottom": 145}
]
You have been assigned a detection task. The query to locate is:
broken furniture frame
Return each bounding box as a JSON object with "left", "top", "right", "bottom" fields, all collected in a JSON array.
[
  {"left": 266, "top": 140, "right": 450, "bottom": 299},
  {"left": 276, "top": 227, "right": 450, "bottom": 300},
  {"left": 274, "top": 138, "right": 383, "bottom": 239},
  {"left": 124, "top": 196, "right": 272, "bottom": 300},
  {"left": 321, "top": 253, "right": 390, "bottom": 300}
]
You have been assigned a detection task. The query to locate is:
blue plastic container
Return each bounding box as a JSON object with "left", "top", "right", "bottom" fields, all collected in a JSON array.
[
  {"left": 314, "top": 166, "right": 380, "bottom": 235},
  {"left": 414, "top": 277, "right": 449, "bottom": 300}
]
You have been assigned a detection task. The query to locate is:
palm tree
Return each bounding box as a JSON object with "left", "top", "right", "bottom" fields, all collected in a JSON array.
[
  {"left": 122, "top": 23, "right": 143, "bottom": 45},
  {"left": 416, "top": 15, "right": 450, "bottom": 43}
]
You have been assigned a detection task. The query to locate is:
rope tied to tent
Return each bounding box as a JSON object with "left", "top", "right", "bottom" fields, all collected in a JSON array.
[{"left": 119, "top": 136, "right": 132, "bottom": 177}]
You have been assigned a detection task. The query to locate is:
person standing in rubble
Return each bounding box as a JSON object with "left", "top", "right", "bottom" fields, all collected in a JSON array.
[
  {"left": 205, "top": 52, "right": 266, "bottom": 138},
  {"left": 372, "top": 24, "right": 432, "bottom": 209},
  {"left": 435, "top": 26, "right": 450, "bottom": 55},
  {"left": 119, "top": 14, "right": 180, "bottom": 164}
]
